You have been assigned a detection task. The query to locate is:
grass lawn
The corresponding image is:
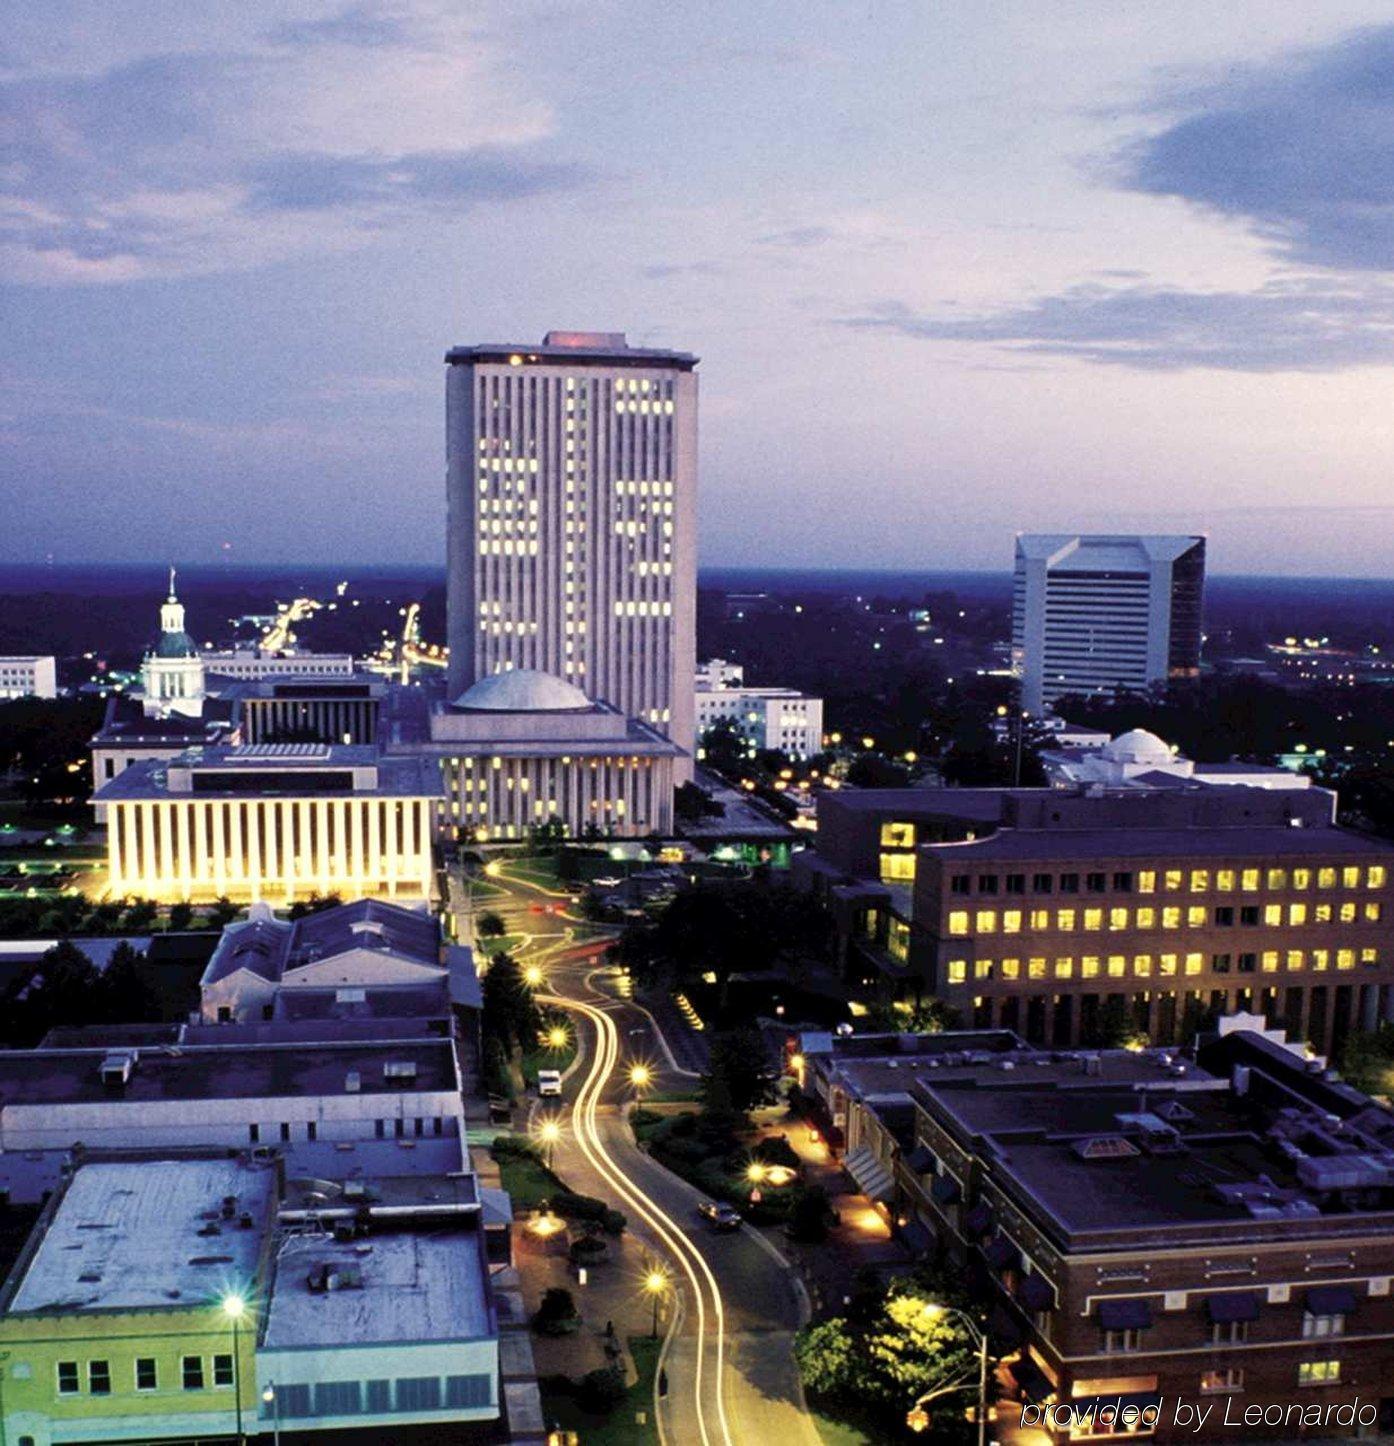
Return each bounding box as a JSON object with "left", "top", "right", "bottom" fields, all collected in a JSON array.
[
  {"left": 492, "top": 1142, "right": 566, "bottom": 1210},
  {"left": 811, "top": 1409, "right": 891, "bottom": 1446},
  {"left": 478, "top": 933, "right": 523, "bottom": 957},
  {"left": 539, "top": 1335, "right": 662, "bottom": 1446},
  {"left": 504, "top": 857, "right": 563, "bottom": 886}
]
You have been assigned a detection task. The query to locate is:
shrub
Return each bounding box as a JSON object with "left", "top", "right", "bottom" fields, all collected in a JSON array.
[
  {"left": 577, "top": 1364, "right": 627, "bottom": 1414},
  {"left": 532, "top": 1286, "right": 581, "bottom": 1337},
  {"left": 550, "top": 1190, "right": 626, "bottom": 1236},
  {"left": 569, "top": 1234, "right": 608, "bottom": 1264},
  {"left": 491, "top": 1133, "right": 540, "bottom": 1160}
]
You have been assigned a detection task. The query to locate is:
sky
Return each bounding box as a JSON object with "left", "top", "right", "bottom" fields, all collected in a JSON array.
[{"left": 4, "top": 1, "right": 1394, "bottom": 576}]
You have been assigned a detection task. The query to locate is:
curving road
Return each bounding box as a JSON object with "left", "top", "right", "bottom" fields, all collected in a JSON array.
[{"left": 544, "top": 965, "right": 821, "bottom": 1446}]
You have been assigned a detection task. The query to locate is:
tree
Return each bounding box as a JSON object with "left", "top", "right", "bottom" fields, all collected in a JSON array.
[
  {"left": 794, "top": 1278, "right": 986, "bottom": 1428},
  {"left": 208, "top": 896, "right": 239, "bottom": 928},
  {"left": 99, "top": 939, "right": 158, "bottom": 1023},
  {"left": 122, "top": 898, "right": 158, "bottom": 931},
  {"left": 288, "top": 893, "right": 342, "bottom": 920},
  {"left": 700, "top": 719, "right": 750, "bottom": 779},
  {"left": 786, "top": 1185, "right": 833, "bottom": 1243},
  {"left": 846, "top": 754, "right": 910, "bottom": 789},
  {"left": 700, "top": 1026, "right": 776, "bottom": 1119},
  {"left": 167, "top": 901, "right": 194, "bottom": 932},
  {"left": 481, "top": 951, "right": 541, "bottom": 1055},
  {"left": 477, "top": 911, "right": 507, "bottom": 939}
]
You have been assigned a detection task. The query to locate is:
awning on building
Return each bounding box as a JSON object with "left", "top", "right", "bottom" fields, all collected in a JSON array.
[
  {"left": 1017, "top": 1273, "right": 1056, "bottom": 1312},
  {"left": 1097, "top": 1297, "right": 1153, "bottom": 1331},
  {"left": 1007, "top": 1356, "right": 1053, "bottom": 1404},
  {"left": 931, "top": 1173, "right": 962, "bottom": 1205},
  {"left": 842, "top": 1147, "right": 895, "bottom": 1203},
  {"left": 904, "top": 1144, "right": 936, "bottom": 1175},
  {"left": 983, "top": 1235, "right": 1021, "bottom": 1271},
  {"left": 1206, "top": 1291, "right": 1260, "bottom": 1323},
  {"left": 962, "top": 1202, "right": 993, "bottom": 1235},
  {"left": 1306, "top": 1284, "right": 1358, "bottom": 1316}
]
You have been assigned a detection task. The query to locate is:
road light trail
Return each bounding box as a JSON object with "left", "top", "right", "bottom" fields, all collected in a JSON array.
[{"left": 550, "top": 991, "right": 734, "bottom": 1446}]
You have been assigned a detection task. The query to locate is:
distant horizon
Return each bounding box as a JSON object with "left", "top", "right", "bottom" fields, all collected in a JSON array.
[{"left": 1, "top": 559, "right": 1391, "bottom": 586}]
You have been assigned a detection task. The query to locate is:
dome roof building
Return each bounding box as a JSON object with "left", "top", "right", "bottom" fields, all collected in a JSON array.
[
  {"left": 141, "top": 569, "right": 206, "bottom": 720},
  {"left": 453, "top": 669, "right": 593, "bottom": 714}
]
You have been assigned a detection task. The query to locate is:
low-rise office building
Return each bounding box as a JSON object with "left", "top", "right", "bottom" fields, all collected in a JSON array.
[
  {"left": 797, "top": 776, "right": 1394, "bottom": 1054},
  {"left": 863, "top": 1021, "right": 1394, "bottom": 1440},
  {"left": 198, "top": 897, "right": 474, "bottom": 1025},
  {"left": 0, "top": 655, "right": 57, "bottom": 701},
  {"left": 231, "top": 673, "right": 386, "bottom": 746},
  {"left": 92, "top": 743, "right": 441, "bottom": 903},
  {"left": 88, "top": 694, "right": 240, "bottom": 819},
  {"left": 0, "top": 1152, "right": 502, "bottom": 1444},
  {"left": 202, "top": 649, "right": 355, "bottom": 679},
  {"left": 694, "top": 658, "right": 824, "bottom": 760}
]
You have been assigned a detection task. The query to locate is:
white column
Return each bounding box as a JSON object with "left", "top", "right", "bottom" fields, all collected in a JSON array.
[
  {"left": 385, "top": 801, "right": 399, "bottom": 897},
  {"left": 141, "top": 803, "right": 157, "bottom": 897},
  {"left": 333, "top": 799, "right": 348, "bottom": 895},
  {"left": 109, "top": 805, "right": 124, "bottom": 893},
  {"left": 211, "top": 803, "right": 227, "bottom": 896},
  {"left": 229, "top": 802, "right": 244, "bottom": 889},
  {"left": 175, "top": 802, "right": 192, "bottom": 900},
  {"left": 247, "top": 801, "right": 262, "bottom": 902},
  {"left": 368, "top": 802, "right": 381, "bottom": 892}
]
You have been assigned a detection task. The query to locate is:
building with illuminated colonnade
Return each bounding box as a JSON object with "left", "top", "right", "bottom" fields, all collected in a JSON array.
[
  {"left": 93, "top": 743, "right": 441, "bottom": 903},
  {"left": 390, "top": 667, "right": 681, "bottom": 842}
]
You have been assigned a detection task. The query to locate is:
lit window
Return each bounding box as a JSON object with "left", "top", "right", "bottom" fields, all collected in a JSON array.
[
  {"left": 1136, "top": 907, "right": 1155, "bottom": 928},
  {"left": 1318, "top": 867, "right": 1336, "bottom": 889},
  {"left": 976, "top": 910, "right": 998, "bottom": 934},
  {"left": 880, "top": 821, "right": 915, "bottom": 849},
  {"left": 1216, "top": 869, "right": 1236, "bottom": 892},
  {"left": 1202, "top": 1367, "right": 1245, "bottom": 1391},
  {"left": 1261, "top": 951, "right": 1279, "bottom": 973},
  {"left": 1343, "top": 866, "right": 1360, "bottom": 888},
  {"left": 1241, "top": 869, "right": 1260, "bottom": 892},
  {"left": 1159, "top": 953, "right": 1177, "bottom": 976},
  {"left": 1030, "top": 909, "right": 1051, "bottom": 929},
  {"left": 1312, "top": 949, "right": 1330, "bottom": 971},
  {"left": 1315, "top": 902, "right": 1333, "bottom": 923},
  {"left": 1191, "top": 870, "right": 1210, "bottom": 893},
  {"left": 1134, "top": 954, "right": 1152, "bottom": 977},
  {"left": 946, "top": 960, "right": 968, "bottom": 985},
  {"left": 1163, "top": 906, "right": 1181, "bottom": 928},
  {"left": 1337, "top": 949, "right": 1355, "bottom": 970},
  {"left": 1293, "top": 868, "right": 1310, "bottom": 890},
  {"left": 1264, "top": 904, "right": 1282, "bottom": 925},
  {"left": 1083, "top": 908, "right": 1103, "bottom": 931},
  {"left": 1339, "top": 902, "right": 1356, "bottom": 923},
  {"left": 1003, "top": 909, "right": 1022, "bottom": 934},
  {"left": 1000, "top": 958, "right": 1020, "bottom": 980},
  {"left": 1185, "top": 952, "right": 1203, "bottom": 975},
  {"left": 948, "top": 911, "right": 969, "bottom": 937},
  {"left": 1057, "top": 909, "right": 1076, "bottom": 931},
  {"left": 1188, "top": 906, "right": 1206, "bottom": 927},
  {"left": 1289, "top": 903, "right": 1307, "bottom": 925},
  {"left": 1081, "top": 956, "right": 1100, "bottom": 978},
  {"left": 1107, "top": 954, "right": 1126, "bottom": 978},
  {"left": 1137, "top": 871, "right": 1156, "bottom": 894},
  {"left": 1364, "top": 902, "right": 1382, "bottom": 921},
  {"left": 1287, "top": 949, "right": 1305, "bottom": 970},
  {"left": 1109, "top": 907, "right": 1128, "bottom": 931},
  {"left": 1164, "top": 869, "right": 1183, "bottom": 891},
  {"left": 1028, "top": 957, "right": 1047, "bottom": 980},
  {"left": 975, "top": 959, "right": 993, "bottom": 980},
  {"left": 1369, "top": 865, "right": 1387, "bottom": 888},
  {"left": 1055, "top": 957, "right": 1073, "bottom": 979},
  {"left": 1298, "top": 1359, "right": 1341, "bottom": 1386}
]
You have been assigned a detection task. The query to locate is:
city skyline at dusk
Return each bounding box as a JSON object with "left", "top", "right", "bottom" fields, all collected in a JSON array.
[{"left": 7, "top": 2, "right": 1394, "bottom": 574}]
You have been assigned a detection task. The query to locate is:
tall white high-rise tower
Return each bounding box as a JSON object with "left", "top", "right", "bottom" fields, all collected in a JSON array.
[
  {"left": 1012, "top": 534, "right": 1206, "bottom": 715},
  {"left": 445, "top": 332, "right": 698, "bottom": 778}
]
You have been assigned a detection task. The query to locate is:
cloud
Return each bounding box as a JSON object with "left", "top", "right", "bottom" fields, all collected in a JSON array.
[
  {"left": 1115, "top": 25, "right": 1394, "bottom": 271},
  {"left": 0, "top": 1, "right": 578, "bottom": 282},
  {"left": 756, "top": 226, "right": 834, "bottom": 248},
  {"left": 837, "top": 277, "right": 1394, "bottom": 372},
  {"left": 639, "top": 260, "right": 724, "bottom": 279}
]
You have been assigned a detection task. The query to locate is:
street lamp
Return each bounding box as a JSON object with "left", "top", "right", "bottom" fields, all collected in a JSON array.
[
  {"left": 906, "top": 1306, "right": 989, "bottom": 1446},
  {"left": 536, "top": 1116, "right": 562, "bottom": 1169},
  {"left": 643, "top": 1267, "right": 670, "bottom": 1339},
  {"left": 524, "top": 964, "right": 545, "bottom": 988},
  {"left": 546, "top": 1022, "right": 570, "bottom": 1051},
  {"left": 628, "top": 1062, "right": 652, "bottom": 1098},
  {"left": 221, "top": 1293, "right": 248, "bottom": 1446},
  {"left": 262, "top": 1383, "right": 280, "bottom": 1446}
]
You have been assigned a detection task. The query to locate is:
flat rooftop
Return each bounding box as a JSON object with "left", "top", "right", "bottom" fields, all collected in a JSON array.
[
  {"left": 926, "top": 823, "right": 1390, "bottom": 862},
  {"left": 446, "top": 331, "right": 696, "bottom": 371},
  {"left": 0, "top": 1039, "right": 457, "bottom": 1108},
  {"left": 262, "top": 1228, "right": 491, "bottom": 1347},
  {"left": 7, "top": 1157, "right": 276, "bottom": 1315}
]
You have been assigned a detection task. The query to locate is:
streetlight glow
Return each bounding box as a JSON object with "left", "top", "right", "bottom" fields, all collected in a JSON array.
[
  {"left": 221, "top": 1293, "right": 246, "bottom": 1321},
  {"left": 524, "top": 964, "right": 544, "bottom": 987},
  {"left": 546, "top": 1024, "right": 569, "bottom": 1049},
  {"left": 628, "top": 1062, "right": 652, "bottom": 1090}
]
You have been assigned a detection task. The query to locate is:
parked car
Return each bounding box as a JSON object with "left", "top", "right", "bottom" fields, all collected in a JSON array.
[
  {"left": 537, "top": 1069, "right": 563, "bottom": 1098},
  {"left": 696, "top": 1200, "right": 742, "bottom": 1232}
]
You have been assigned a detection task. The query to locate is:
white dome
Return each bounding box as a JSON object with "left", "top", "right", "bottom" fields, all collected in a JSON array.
[
  {"left": 453, "top": 669, "right": 593, "bottom": 713},
  {"left": 1100, "top": 728, "right": 1173, "bottom": 766}
]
